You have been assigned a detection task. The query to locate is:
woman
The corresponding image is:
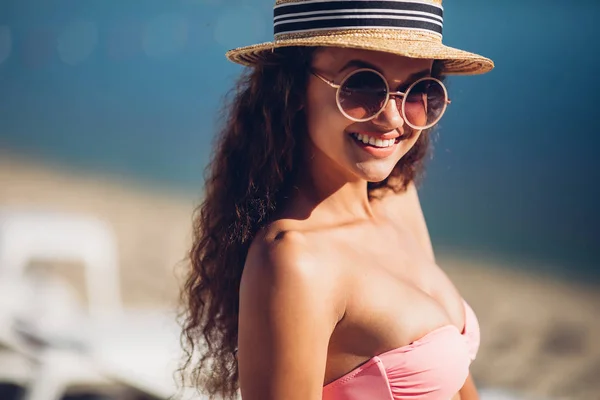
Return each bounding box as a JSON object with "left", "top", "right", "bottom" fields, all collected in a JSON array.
[{"left": 181, "top": 0, "right": 494, "bottom": 399}]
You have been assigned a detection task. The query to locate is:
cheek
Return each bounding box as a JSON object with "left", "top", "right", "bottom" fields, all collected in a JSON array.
[
  {"left": 306, "top": 88, "right": 347, "bottom": 144},
  {"left": 400, "top": 129, "right": 424, "bottom": 154}
]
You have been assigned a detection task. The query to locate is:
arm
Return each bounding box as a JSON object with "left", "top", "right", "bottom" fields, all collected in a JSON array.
[
  {"left": 452, "top": 373, "right": 479, "bottom": 400},
  {"left": 238, "top": 231, "right": 340, "bottom": 400}
]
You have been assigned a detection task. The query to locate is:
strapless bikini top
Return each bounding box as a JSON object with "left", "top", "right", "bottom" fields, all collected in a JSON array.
[{"left": 322, "top": 300, "right": 480, "bottom": 400}]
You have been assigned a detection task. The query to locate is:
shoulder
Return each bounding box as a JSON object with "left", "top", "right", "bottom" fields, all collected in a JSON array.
[
  {"left": 245, "top": 225, "right": 315, "bottom": 288},
  {"left": 241, "top": 224, "right": 343, "bottom": 324},
  {"left": 238, "top": 225, "right": 341, "bottom": 398}
]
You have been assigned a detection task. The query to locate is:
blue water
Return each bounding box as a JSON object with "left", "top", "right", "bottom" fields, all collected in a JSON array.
[{"left": 0, "top": 0, "right": 599, "bottom": 281}]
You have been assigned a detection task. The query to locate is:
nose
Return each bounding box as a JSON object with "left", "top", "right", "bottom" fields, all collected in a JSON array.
[{"left": 372, "top": 97, "right": 405, "bottom": 131}]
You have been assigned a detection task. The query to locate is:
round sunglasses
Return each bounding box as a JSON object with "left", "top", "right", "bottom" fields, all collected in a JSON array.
[{"left": 311, "top": 68, "right": 450, "bottom": 130}]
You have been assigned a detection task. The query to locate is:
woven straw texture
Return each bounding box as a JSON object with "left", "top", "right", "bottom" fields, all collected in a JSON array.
[{"left": 225, "top": 0, "right": 494, "bottom": 75}]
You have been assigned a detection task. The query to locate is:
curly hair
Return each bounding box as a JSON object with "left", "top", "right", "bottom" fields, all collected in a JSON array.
[{"left": 179, "top": 46, "right": 444, "bottom": 399}]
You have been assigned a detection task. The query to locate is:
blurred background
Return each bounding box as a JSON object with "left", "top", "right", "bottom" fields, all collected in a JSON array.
[{"left": 0, "top": 0, "right": 598, "bottom": 399}]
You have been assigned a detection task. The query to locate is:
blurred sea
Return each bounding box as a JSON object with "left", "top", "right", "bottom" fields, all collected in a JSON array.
[{"left": 0, "top": 0, "right": 599, "bottom": 282}]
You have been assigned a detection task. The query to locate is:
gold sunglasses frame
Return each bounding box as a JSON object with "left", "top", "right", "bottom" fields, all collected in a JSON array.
[{"left": 311, "top": 68, "right": 451, "bottom": 130}]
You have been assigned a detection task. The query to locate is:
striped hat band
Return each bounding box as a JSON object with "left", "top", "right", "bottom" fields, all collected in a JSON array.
[{"left": 273, "top": 0, "right": 444, "bottom": 38}]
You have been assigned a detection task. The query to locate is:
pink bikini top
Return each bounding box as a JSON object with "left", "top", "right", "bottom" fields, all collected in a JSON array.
[{"left": 322, "top": 300, "right": 480, "bottom": 400}]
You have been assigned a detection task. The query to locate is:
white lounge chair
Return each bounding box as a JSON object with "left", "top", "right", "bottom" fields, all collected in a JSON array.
[{"left": 0, "top": 208, "right": 194, "bottom": 400}]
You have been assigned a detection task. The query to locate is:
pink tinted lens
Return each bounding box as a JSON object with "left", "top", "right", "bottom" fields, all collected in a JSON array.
[
  {"left": 338, "top": 70, "right": 388, "bottom": 120},
  {"left": 403, "top": 78, "right": 446, "bottom": 128}
]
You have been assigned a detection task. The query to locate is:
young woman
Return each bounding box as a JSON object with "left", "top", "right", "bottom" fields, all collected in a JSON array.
[{"left": 181, "top": 1, "right": 494, "bottom": 399}]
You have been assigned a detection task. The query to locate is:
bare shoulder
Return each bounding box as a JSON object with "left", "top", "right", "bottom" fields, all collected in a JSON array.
[
  {"left": 248, "top": 224, "right": 311, "bottom": 273},
  {"left": 242, "top": 223, "right": 344, "bottom": 322},
  {"left": 243, "top": 224, "right": 334, "bottom": 300},
  {"left": 238, "top": 224, "right": 343, "bottom": 399}
]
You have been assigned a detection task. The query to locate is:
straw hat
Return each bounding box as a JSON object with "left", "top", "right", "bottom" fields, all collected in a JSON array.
[{"left": 226, "top": 0, "right": 494, "bottom": 75}]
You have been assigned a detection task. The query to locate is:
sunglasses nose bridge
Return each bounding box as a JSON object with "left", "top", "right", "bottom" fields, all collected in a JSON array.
[
  {"left": 388, "top": 91, "right": 406, "bottom": 101},
  {"left": 372, "top": 94, "right": 406, "bottom": 129},
  {"left": 385, "top": 92, "right": 406, "bottom": 118}
]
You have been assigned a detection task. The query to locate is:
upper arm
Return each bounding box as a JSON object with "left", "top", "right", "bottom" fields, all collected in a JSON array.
[
  {"left": 238, "top": 231, "right": 339, "bottom": 400},
  {"left": 457, "top": 372, "right": 479, "bottom": 400}
]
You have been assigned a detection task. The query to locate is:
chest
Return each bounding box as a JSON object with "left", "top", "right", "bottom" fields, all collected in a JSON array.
[
  {"left": 335, "top": 244, "right": 464, "bottom": 341},
  {"left": 320, "top": 224, "right": 466, "bottom": 381}
]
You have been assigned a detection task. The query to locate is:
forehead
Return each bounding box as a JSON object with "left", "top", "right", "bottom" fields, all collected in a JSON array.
[{"left": 312, "top": 47, "right": 433, "bottom": 82}]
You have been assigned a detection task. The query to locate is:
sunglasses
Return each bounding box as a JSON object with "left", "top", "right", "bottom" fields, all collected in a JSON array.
[{"left": 311, "top": 68, "right": 450, "bottom": 130}]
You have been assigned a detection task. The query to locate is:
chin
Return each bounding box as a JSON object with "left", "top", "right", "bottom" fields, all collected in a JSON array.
[{"left": 354, "top": 163, "right": 397, "bottom": 183}]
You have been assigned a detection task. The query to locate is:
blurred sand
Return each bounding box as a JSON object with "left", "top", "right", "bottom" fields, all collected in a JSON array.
[
  {"left": 0, "top": 151, "right": 598, "bottom": 400},
  {"left": 0, "top": 151, "right": 196, "bottom": 307},
  {"left": 446, "top": 259, "right": 600, "bottom": 400}
]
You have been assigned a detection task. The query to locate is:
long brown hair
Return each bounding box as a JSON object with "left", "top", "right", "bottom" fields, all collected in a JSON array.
[{"left": 180, "top": 47, "right": 444, "bottom": 399}]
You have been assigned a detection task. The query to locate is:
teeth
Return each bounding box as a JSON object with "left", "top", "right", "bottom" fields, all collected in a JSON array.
[{"left": 353, "top": 133, "right": 396, "bottom": 148}]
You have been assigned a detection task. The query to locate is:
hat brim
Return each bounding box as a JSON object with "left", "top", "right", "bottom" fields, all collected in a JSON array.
[{"left": 226, "top": 33, "right": 494, "bottom": 76}]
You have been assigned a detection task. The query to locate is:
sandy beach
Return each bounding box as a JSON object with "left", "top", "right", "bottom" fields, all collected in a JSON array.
[{"left": 1, "top": 150, "right": 598, "bottom": 400}]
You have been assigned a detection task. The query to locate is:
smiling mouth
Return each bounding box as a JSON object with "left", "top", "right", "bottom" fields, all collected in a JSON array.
[{"left": 350, "top": 132, "right": 403, "bottom": 148}]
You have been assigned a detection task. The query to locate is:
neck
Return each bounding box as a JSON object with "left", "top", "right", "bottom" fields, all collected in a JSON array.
[{"left": 291, "top": 142, "right": 375, "bottom": 224}]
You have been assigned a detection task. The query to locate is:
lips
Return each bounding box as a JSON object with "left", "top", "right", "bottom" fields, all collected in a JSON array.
[
  {"left": 349, "top": 129, "right": 408, "bottom": 145},
  {"left": 351, "top": 132, "right": 397, "bottom": 148},
  {"left": 353, "top": 131, "right": 400, "bottom": 141},
  {"left": 348, "top": 132, "right": 400, "bottom": 158}
]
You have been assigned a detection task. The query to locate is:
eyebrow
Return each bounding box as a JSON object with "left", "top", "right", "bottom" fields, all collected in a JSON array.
[
  {"left": 337, "top": 59, "right": 380, "bottom": 73},
  {"left": 337, "top": 59, "right": 431, "bottom": 82}
]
